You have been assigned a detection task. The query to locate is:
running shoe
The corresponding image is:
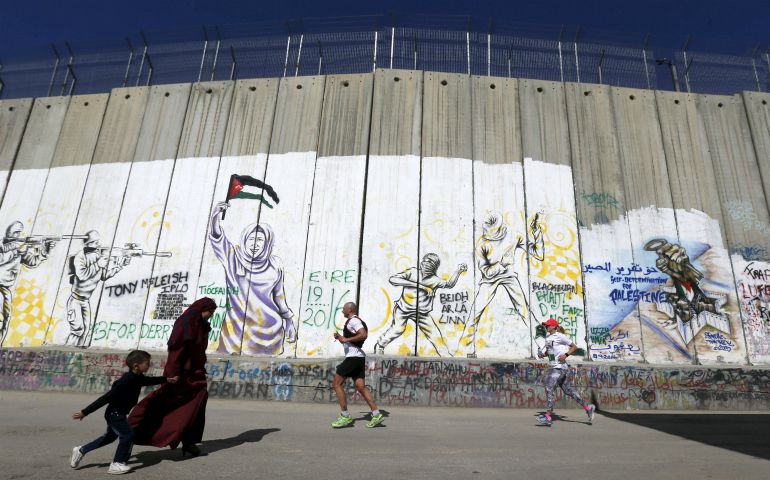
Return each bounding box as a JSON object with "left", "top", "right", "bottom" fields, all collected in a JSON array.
[
  {"left": 331, "top": 414, "right": 354, "bottom": 428},
  {"left": 70, "top": 446, "right": 84, "bottom": 468},
  {"left": 107, "top": 462, "right": 132, "bottom": 475},
  {"left": 586, "top": 404, "right": 596, "bottom": 424},
  {"left": 366, "top": 413, "right": 385, "bottom": 428},
  {"left": 536, "top": 414, "right": 553, "bottom": 426}
]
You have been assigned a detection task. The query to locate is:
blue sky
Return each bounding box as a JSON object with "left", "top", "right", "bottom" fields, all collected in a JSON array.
[{"left": 1, "top": 0, "right": 767, "bottom": 57}]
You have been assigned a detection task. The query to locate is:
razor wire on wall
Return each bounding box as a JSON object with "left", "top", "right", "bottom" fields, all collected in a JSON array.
[{"left": 0, "top": 14, "right": 768, "bottom": 99}]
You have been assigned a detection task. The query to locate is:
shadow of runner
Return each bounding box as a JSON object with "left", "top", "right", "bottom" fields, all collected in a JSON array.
[
  {"left": 599, "top": 411, "right": 770, "bottom": 460},
  {"left": 533, "top": 411, "right": 590, "bottom": 424},
  {"left": 131, "top": 428, "right": 280, "bottom": 470}
]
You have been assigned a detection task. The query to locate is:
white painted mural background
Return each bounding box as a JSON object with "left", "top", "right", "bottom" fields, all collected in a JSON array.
[
  {"left": 256, "top": 151, "right": 318, "bottom": 357},
  {"left": 197, "top": 153, "right": 267, "bottom": 354},
  {"left": 0, "top": 98, "right": 69, "bottom": 348},
  {"left": 94, "top": 159, "right": 177, "bottom": 349},
  {"left": 417, "top": 155, "right": 475, "bottom": 357},
  {"left": 296, "top": 155, "right": 367, "bottom": 358},
  {"left": 360, "top": 154, "right": 420, "bottom": 357},
  {"left": 469, "top": 160, "right": 531, "bottom": 358},
  {"left": 524, "top": 158, "right": 586, "bottom": 351},
  {"left": 139, "top": 155, "right": 223, "bottom": 351}
]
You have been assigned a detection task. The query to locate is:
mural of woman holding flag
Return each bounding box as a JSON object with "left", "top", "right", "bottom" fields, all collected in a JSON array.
[{"left": 208, "top": 174, "right": 296, "bottom": 355}]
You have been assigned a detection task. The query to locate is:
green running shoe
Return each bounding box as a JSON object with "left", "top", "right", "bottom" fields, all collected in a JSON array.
[
  {"left": 366, "top": 413, "right": 385, "bottom": 428},
  {"left": 331, "top": 414, "right": 354, "bottom": 428}
]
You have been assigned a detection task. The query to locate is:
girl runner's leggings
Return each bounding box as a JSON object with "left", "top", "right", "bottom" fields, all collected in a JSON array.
[{"left": 543, "top": 368, "right": 585, "bottom": 411}]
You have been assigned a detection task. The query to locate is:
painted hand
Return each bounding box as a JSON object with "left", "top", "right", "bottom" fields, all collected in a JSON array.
[
  {"left": 656, "top": 243, "right": 690, "bottom": 282},
  {"left": 213, "top": 201, "right": 230, "bottom": 215},
  {"left": 285, "top": 318, "right": 297, "bottom": 343},
  {"left": 458, "top": 263, "right": 468, "bottom": 273},
  {"left": 2, "top": 241, "right": 21, "bottom": 253}
]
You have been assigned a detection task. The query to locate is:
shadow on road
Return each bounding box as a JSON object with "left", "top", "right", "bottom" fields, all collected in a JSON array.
[
  {"left": 129, "top": 428, "right": 280, "bottom": 470},
  {"left": 599, "top": 411, "right": 770, "bottom": 460}
]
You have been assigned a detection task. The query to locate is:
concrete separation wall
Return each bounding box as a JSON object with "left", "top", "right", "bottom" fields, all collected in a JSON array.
[
  {"left": 2, "top": 347, "right": 769, "bottom": 411},
  {"left": 1, "top": 70, "right": 770, "bottom": 382}
]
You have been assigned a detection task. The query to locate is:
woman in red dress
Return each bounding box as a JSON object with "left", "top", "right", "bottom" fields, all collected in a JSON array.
[{"left": 129, "top": 297, "right": 217, "bottom": 457}]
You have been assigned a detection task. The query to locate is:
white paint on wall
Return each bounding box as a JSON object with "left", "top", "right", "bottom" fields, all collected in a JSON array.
[
  {"left": 8, "top": 164, "right": 91, "bottom": 347},
  {"left": 196, "top": 153, "right": 268, "bottom": 354},
  {"left": 417, "top": 156, "right": 475, "bottom": 358},
  {"left": 46, "top": 162, "right": 134, "bottom": 346},
  {"left": 470, "top": 159, "right": 531, "bottom": 358},
  {"left": 360, "top": 154, "right": 420, "bottom": 357},
  {"left": 524, "top": 158, "right": 586, "bottom": 351},
  {"left": 93, "top": 158, "right": 175, "bottom": 350},
  {"left": 139, "top": 156, "right": 221, "bottom": 351},
  {"left": 295, "top": 155, "right": 367, "bottom": 358}
]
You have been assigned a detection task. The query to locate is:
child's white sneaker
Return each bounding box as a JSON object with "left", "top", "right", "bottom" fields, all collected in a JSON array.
[
  {"left": 70, "top": 446, "right": 84, "bottom": 468},
  {"left": 108, "top": 462, "right": 132, "bottom": 475}
]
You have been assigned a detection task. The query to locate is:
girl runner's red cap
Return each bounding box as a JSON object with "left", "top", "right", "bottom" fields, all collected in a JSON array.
[{"left": 542, "top": 319, "right": 559, "bottom": 327}]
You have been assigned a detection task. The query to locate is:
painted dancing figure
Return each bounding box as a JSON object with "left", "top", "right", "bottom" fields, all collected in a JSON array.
[
  {"left": 462, "top": 212, "right": 543, "bottom": 356},
  {"left": 373, "top": 254, "right": 467, "bottom": 355},
  {"left": 536, "top": 318, "right": 595, "bottom": 427}
]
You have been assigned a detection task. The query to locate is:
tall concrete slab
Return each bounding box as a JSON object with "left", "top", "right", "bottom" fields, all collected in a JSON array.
[
  {"left": 656, "top": 91, "right": 746, "bottom": 365},
  {"left": 195, "top": 78, "right": 280, "bottom": 355},
  {"left": 740, "top": 91, "right": 770, "bottom": 364},
  {"left": 0, "top": 98, "right": 33, "bottom": 201},
  {"left": 0, "top": 96, "right": 69, "bottom": 347},
  {"left": 7, "top": 94, "right": 108, "bottom": 347},
  {"left": 45, "top": 87, "right": 149, "bottom": 348},
  {"left": 742, "top": 92, "right": 770, "bottom": 216},
  {"left": 361, "top": 69, "right": 422, "bottom": 357},
  {"left": 611, "top": 86, "right": 687, "bottom": 364},
  {"left": 520, "top": 79, "right": 586, "bottom": 352},
  {"left": 699, "top": 93, "right": 770, "bottom": 364},
  {"left": 463, "top": 76, "right": 530, "bottom": 359},
  {"left": 93, "top": 83, "right": 191, "bottom": 350},
  {"left": 254, "top": 76, "right": 325, "bottom": 357},
  {"left": 295, "top": 74, "right": 373, "bottom": 358},
  {"left": 416, "top": 72, "right": 474, "bottom": 357},
  {"left": 139, "top": 81, "right": 234, "bottom": 351},
  {"left": 566, "top": 83, "right": 642, "bottom": 362}
]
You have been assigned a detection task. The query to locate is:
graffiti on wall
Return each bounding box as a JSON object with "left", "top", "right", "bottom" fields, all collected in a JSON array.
[
  {"left": 4, "top": 349, "right": 770, "bottom": 410},
  {"left": 462, "top": 211, "right": 544, "bottom": 356},
  {"left": 373, "top": 253, "right": 467, "bottom": 356},
  {"left": 0, "top": 152, "right": 767, "bottom": 367},
  {"left": 644, "top": 238, "right": 730, "bottom": 345},
  {"left": 209, "top": 201, "right": 296, "bottom": 356},
  {"left": 734, "top": 258, "right": 770, "bottom": 362},
  {"left": 0, "top": 222, "right": 57, "bottom": 346},
  {"left": 0, "top": 222, "right": 170, "bottom": 348}
]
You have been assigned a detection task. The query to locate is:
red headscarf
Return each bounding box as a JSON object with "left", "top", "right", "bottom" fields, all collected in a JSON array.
[{"left": 167, "top": 297, "right": 217, "bottom": 349}]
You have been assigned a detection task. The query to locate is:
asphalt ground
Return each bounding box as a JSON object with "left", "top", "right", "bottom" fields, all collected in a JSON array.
[{"left": 2, "top": 390, "right": 769, "bottom": 480}]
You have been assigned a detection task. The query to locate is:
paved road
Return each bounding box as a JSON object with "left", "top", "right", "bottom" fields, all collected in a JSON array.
[{"left": 2, "top": 390, "right": 768, "bottom": 480}]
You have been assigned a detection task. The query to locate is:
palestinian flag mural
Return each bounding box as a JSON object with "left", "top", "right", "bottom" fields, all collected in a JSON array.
[{"left": 226, "top": 174, "right": 280, "bottom": 209}]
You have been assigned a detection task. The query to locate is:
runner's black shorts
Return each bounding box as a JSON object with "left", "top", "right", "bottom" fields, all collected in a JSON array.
[{"left": 336, "top": 357, "right": 366, "bottom": 379}]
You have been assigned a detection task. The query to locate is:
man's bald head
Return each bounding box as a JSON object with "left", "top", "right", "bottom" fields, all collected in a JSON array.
[{"left": 342, "top": 302, "right": 358, "bottom": 317}]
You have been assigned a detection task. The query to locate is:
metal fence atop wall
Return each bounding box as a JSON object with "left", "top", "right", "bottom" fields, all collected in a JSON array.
[{"left": 0, "top": 14, "right": 768, "bottom": 99}]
